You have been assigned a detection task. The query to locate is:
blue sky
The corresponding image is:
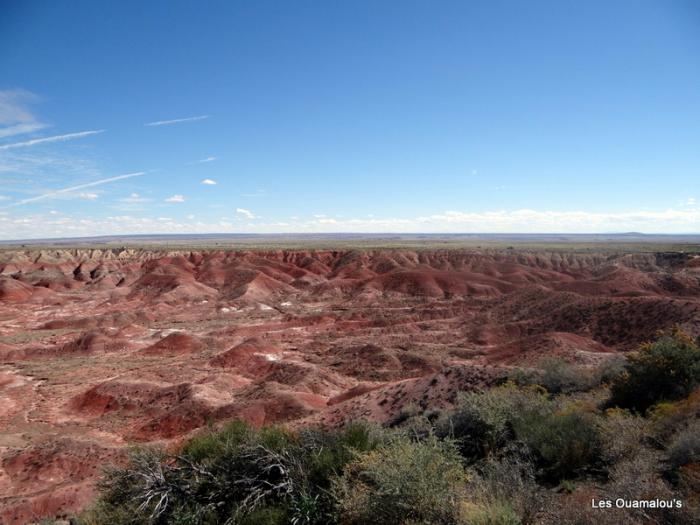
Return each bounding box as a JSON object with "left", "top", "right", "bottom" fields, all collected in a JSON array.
[{"left": 1, "top": 0, "right": 699, "bottom": 239}]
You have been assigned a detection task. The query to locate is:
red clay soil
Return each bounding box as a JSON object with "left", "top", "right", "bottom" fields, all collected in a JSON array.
[
  {"left": 141, "top": 332, "right": 204, "bottom": 356},
  {"left": 1, "top": 248, "right": 700, "bottom": 522}
]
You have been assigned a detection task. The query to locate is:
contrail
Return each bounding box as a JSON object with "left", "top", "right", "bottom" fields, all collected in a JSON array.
[
  {"left": 0, "top": 130, "right": 105, "bottom": 150},
  {"left": 8, "top": 171, "right": 146, "bottom": 207},
  {"left": 145, "top": 115, "right": 208, "bottom": 127}
]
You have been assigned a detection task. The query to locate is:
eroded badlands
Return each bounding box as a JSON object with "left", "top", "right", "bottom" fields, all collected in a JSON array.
[{"left": 1, "top": 248, "right": 700, "bottom": 522}]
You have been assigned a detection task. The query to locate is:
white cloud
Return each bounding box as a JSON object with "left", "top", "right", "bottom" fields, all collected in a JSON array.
[
  {"left": 111, "top": 194, "right": 152, "bottom": 212},
  {"left": 145, "top": 115, "right": 208, "bottom": 127},
  {"left": 1, "top": 206, "right": 699, "bottom": 241},
  {"left": 78, "top": 192, "right": 99, "bottom": 200},
  {"left": 6, "top": 172, "right": 145, "bottom": 207},
  {"left": 194, "top": 156, "right": 217, "bottom": 163},
  {"left": 0, "top": 195, "right": 10, "bottom": 201},
  {"left": 0, "top": 129, "right": 105, "bottom": 150},
  {"left": 0, "top": 89, "right": 49, "bottom": 139},
  {"left": 186, "top": 214, "right": 195, "bottom": 220},
  {"left": 119, "top": 192, "right": 150, "bottom": 204},
  {"left": 201, "top": 178, "right": 217, "bottom": 185},
  {"left": 313, "top": 214, "right": 326, "bottom": 218},
  {"left": 236, "top": 208, "right": 255, "bottom": 219},
  {"left": 0, "top": 122, "right": 48, "bottom": 140},
  {"left": 165, "top": 194, "right": 185, "bottom": 203}
]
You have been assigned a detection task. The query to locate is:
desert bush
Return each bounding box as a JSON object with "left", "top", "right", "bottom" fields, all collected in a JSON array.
[
  {"left": 437, "top": 385, "right": 600, "bottom": 479},
  {"left": 599, "top": 408, "right": 650, "bottom": 465},
  {"left": 512, "top": 405, "right": 602, "bottom": 481},
  {"left": 666, "top": 420, "right": 700, "bottom": 472},
  {"left": 436, "top": 384, "right": 551, "bottom": 462},
  {"left": 236, "top": 505, "right": 290, "bottom": 525},
  {"left": 595, "top": 355, "right": 627, "bottom": 384},
  {"left": 299, "top": 421, "right": 388, "bottom": 486},
  {"left": 434, "top": 404, "right": 501, "bottom": 461},
  {"left": 293, "top": 422, "right": 390, "bottom": 521},
  {"left": 511, "top": 358, "right": 597, "bottom": 394},
  {"left": 511, "top": 356, "right": 626, "bottom": 395},
  {"left": 608, "top": 329, "right": 700, "bottom": 413},
  {"left": 81, "top": 425, "right": 300, "bottom": 524},
  {"left": 81, "top": 421, "right": 392, "bottom": 525},
  {"left": 460, "top": 501, "right": 520, "bottom": 525},
  {"left": 387, "top": 402, "right": 422, "bottom": 427},
  {"left": 181, "top": 419, "right": 252, "bottom": 462},
  {"left": 465, "top": 455, "right": 541, "bottom": 525},
  {"left": 94, "top": 447, "right": 179, "bottom": 523},
  {"left": 332, "top": 435, "right": 467, "bottom": 524},
  {"left": 648, "top": 388, "right": 700, "bottom": 441},
  {"left": 604, "top": 449, "right": 691, "bottom": 525}
]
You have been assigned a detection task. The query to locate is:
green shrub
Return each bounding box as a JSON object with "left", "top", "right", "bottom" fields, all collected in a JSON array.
[
  {"left": 236, "top": 505, "right": 290, "bottom": 525},
  {"left": 299, "top": 422, "right": 387, "bottom": 485},
  {"left": 461, "top": 501, "right": 521, "bottom": 525},
  {"left": 80, "top": 424, "right": 305, "bottom": 524},
  {"left": 648, "top": 388, "right": 700, "bottom": 444},
  {"left": 92, "top": 447, "right": 176, "bottom": 524},
  {"left": 81, "top": 420, "right": 391, "bottom": 525},
  {"left": 513, "top": 406, "right": 602, "bottom": 480},
  {"left": 436, "top": 384, "right": 551, "bottom": 462},
  {"left": 604, "top": 449, "right": 685, "bottom": 525},
  {"left": 181, "top": 419, "right": 252, "bottom": 462},
  {"left": 666, "top": 420, "right": 700, "bottom": 472},
  {"left": 333, "top": 436, "right": 467, "bottom": 524},
  {"left": 599, "top": 408, "right": 650, "bottom": 467},
  {"left": 387, "top": 403, "right": 422, "bottom": 427},
  {"left": 596, "top": 355, "right": 627, "bottom": 384},
  {"left": 511, "top": 356, "right": 627, "bottom": 395},
  {"left": 511, "top": 358, "right": 594, "bottom": 394},
  {"left": 608, "top": 330, "right": 700, "bottom": 413},
  {"left": 434, "top": 385, "right": 600, "bottom": 480},
  {"left": 466, "top": 455, "right": 541, "bottom": 525}
]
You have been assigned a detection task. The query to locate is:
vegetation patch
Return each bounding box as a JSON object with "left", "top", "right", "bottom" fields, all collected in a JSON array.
[{"left": 77, "top": 333, "right": 700, "bottom": 524}]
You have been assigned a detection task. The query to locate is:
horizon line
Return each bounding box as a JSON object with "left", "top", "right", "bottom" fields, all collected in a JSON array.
[{"left": 2, "top": 231, "right": 700, "bottom": 244}]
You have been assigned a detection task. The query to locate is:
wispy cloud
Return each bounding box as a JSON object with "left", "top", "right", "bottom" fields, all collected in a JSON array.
[
  {"left": 236, "top": 208, "right": 255, "bottom": 219},
  {"left": 0, "top": 89, "right": 49, "bottom": 139},
  {"left": 201, "top": 178, "right": 217, "bottom": 185},
  {"left": 192, "top": 156, "right": 217, "bottom": 164},
  {"left": 6, "top": 171, "right": 145, "bottom": 207},
  {"left": 0, "top": 123, "right": 48, "bottom": 140},
  {"left": 145, "top": 115, "right": 208, "bottom": 127},
  {"left": 78, "top": 192, "right": 99, "bottom": 200},
  {"left": 0, "top": 129, "right": 105, "bottom": 150},
  {"left": 2, "top": 206, "right": 700, "bottom": 240},
  {"left": 165, "top": 194, "right": 185, "bottom": 203},
  {"left": 119, "top": 192, "right": 150, "bottom": 204}
]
